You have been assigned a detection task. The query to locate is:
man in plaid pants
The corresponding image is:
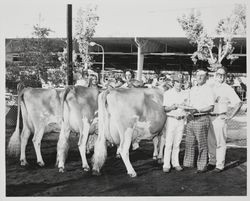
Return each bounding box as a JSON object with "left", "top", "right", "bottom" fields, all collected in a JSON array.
[{"left": 183, "top": 68, "right": 214, "bottom": 173}]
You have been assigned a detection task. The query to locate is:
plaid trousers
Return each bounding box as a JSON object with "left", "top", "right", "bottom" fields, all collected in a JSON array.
[{"left": 183, "top": 115, "right": 210, "bottom": 170}]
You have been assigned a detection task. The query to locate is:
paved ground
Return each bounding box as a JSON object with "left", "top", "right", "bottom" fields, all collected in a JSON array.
[{"left": 5, "top": 105, "right": 247, "bottom": 196}]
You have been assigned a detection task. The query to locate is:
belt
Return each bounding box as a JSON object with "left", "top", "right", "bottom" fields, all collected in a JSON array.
[
  {"left": 167, "top": 115, "right": 186, "bottom": 120},
  {"left": 209, "top": 112, "right": 226, "bottom": 116},
  {"left": 193, "top": 113, "right": 209, "bottom": 118}
]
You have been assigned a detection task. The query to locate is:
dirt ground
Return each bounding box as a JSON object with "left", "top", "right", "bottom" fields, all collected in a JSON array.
[{"left": 5, "top": 107, "right": 247, "bottom": 196}]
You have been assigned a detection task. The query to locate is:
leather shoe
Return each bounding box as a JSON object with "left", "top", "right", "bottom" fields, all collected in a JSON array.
[
  {"left": 174, "top": 166, "right": 183, "bottom": 171},
  {"left": 196, "top": 167, "right": 208, "bottom": 174},
  {"left": 183, "top": 166, "right": 194, "bottom": 171},
  {"left": 212, "top": 168, "right": 223, "bottom": 173},
  {"left": 207, "top": 164, "right": 216, "bottom": 171}
]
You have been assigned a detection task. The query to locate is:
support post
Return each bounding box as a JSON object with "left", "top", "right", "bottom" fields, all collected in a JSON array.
[
  {"left": 135, "top": 37, "right": 146, "bottom": 81},
  {"left": 67, "top": 4, "right": 73, "bottom": 85}
]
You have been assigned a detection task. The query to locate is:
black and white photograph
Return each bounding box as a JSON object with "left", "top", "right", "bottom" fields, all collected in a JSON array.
[{"left": 1, "top": 0, "right": 248, "bottom": 198}]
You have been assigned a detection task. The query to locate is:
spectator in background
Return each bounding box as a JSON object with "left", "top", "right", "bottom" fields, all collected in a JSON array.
[
  {"left": 88, "top": 74, "right": 100, "bottom": 89},
  {"left": 226, "top": 74, "right": 235, "bottom": 86},
  {"left": 121, "top": 70, "right": 143, "bottom": 88},
  {"left": 237, "top": 77, "right": 247, "bottom": 101},
  {"left": 115, "top": 77, "right": 125, "bottom": 88},
  {"left": 156, "top": 74, "right": 172, "bottom": 92},
  {"left": 75, "top": 70, "right": 89, "bottom": 87}
]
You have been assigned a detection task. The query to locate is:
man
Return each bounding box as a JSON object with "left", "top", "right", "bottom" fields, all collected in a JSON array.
[
  {"left": 162, "top": 73, "right": 187, "bottom": 173},
  {"left": 207, "top": 67, "right": 242, "bottom": 173},
  {"left": 75, "top": 70, "right": 89, "bottom": 87},
  {"left": 183, "top": 68, "right": 214, "bottom": 173}
]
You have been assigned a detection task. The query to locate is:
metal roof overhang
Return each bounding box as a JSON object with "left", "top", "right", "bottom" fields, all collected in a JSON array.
[{"left": 90, "top": 37, "right": 246, "bottom": 73}]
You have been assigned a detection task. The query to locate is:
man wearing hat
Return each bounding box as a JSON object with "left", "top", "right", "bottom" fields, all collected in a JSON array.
[
  {"left": 207, "top": 67, "right": 242, "bottom": 172},
  {"left": 183, "top": 68, "right": 214, "bottom": 173},
  {"left": 162, "top": 73, "right": 188, "bottom": 173}
]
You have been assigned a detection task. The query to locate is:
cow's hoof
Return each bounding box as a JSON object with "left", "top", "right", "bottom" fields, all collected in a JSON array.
[
  {"left": 37, "top": 161, "right": 45, "bottom": 167},
  {"left": 59, "top": 167, "right": 64, "bottom": 173},
  {"left": 82, "top": 167, "right": 90, "bottom": 172},
  {"left": 92, "top": 169, "right": 101, "bottom": 176},
  {"left": 128, "top": 172, "right": 137, "bottom": 178},
  {"left": 152, "top": 155, "right": 157, "bottom": 160},
  {"left": 157, "top": 159, "right": 163, "bottom": 164},
  {"left": 20, "top": 160, "right": 28, "bottom": 166}
]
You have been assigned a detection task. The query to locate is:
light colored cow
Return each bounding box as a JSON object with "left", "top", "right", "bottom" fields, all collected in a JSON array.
[
  {"left": 56, "top": 86, "right": 99, "bottom": 172},
  {"left": 7, "top": 87, "right": 64, "bottom": 166},
  {"left": 92, "top": 88, "right": 167, "bottom": 177}
]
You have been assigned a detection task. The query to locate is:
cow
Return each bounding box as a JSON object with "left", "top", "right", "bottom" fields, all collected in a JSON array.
[
  {"left": 92, "top": 88, "right": 167, "bottom": 177},
  {"left": 56, "top": 86, "right": 99, "bottom": 172},
  {"left": 7, "top": 86, "right": 64, "bottom": 166}
]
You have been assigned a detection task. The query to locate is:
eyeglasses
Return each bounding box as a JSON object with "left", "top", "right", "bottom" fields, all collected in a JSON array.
[{"left": 159, "top": 78, "right": 165, "bottom": 81}]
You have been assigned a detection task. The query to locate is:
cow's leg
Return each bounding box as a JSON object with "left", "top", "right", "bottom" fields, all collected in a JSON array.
[
  {"left": 119, "top": 127, "right": 137, "bottom": 177},
  {"left": 152, "top": 136, "right": 159, "bottom": 160},
  {"left": 56, "top": 122, "right": 70, "bottom": 172},
  {"left": 32, "top": 125, "right": 45, "bottom": 167},
  {"left": 20, "top": 127, "right": 31, "bottom": 166},
  {"left": 157, "top": 135, "right": 165, "bottom": 164},
  {"left": 78, "top": 117, "right": 90, "bottom": 172}
]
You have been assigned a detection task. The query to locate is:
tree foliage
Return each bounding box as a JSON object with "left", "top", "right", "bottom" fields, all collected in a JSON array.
[
  {"left": 177, "top": 4, "right": 246, "bottom": 71},
  {"left": 74, "top": 5, "right": 99, "bottom": 71},
  {"left": 6, "top": 23, "right": 66, "bottom": 89}
]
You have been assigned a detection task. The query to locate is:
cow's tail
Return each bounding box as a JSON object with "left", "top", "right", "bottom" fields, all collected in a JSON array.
[
  {"left": 61, "top": 86, "right": 73, "bottom": 122},
  {"left": 7, "top": 83, "right": 25, "bottom": 157},
  {"left": 92, "top": 89, "right": 110, "bottom": 175}
]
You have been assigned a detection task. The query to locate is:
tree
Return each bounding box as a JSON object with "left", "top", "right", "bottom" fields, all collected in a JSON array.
[
  {"left": 74, "top": 5, "right": 99, "bottom": 72},
  {"left": 6, "top": 23, "right": 65, "bottom": 89},
  {"left": 177, "top": 4, "right": 246, "bottom": 71}
]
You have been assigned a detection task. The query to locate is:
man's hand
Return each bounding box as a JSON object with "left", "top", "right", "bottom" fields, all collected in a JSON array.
[
  {"left": 220, "top": 115, "right": 231, "bottom": 123},
  {"left": 189, "top": 108, "right": 198, "bottom": 115},
  {"left": 171, "top": 104, "right": 178, "bottom": 110}
]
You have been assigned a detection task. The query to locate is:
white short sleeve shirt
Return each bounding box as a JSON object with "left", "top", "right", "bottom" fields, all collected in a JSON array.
[
  {"left": 163, "top": 88, "right": 188, "bottom": 116},
  {"left": 188, "top": 84, "right": 214, "bottom": 111},
  {"left": 211, "top": 82, "right": 241, "bottom": 113}
]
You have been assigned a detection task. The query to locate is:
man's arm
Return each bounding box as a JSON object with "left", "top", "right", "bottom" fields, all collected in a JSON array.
[
  {"left": 164, "top": 105, "right": 178, "bottom": 113},
  {"left": 226, "top": 102, "right": 243, "bottom": 120}
]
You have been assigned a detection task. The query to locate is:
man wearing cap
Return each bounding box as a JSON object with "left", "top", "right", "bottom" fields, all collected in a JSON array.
[
  {"left": 162, "top": 73, "right": 188, "bottom": 173},
  {"left": 183, "top": 68, "right": 214, "bottom": 173},
  {"left": 207, "top": 67, "right": 242, "bottom": 173}
]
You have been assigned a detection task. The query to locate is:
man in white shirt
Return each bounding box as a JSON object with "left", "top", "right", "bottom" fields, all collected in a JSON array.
[
  {"left": 207, "top": 67, "right": 242, "bottom": 173},
  {"left": 183, "top": 68, "right": 214, "bottom": 173},
  {"left": 162, "top": 73, "right": 187, "bottom": 173}
]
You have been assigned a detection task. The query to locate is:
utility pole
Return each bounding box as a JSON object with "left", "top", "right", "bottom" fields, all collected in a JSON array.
[{"left": 67, "top": 4, "right": 73, "bottom": 85}]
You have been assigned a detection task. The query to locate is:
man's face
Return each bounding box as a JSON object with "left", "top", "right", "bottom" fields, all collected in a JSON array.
[
  {"left": 215, "top": 68, "right": 226, "bottom": 84},
  {"left": 196, "top": 71, "right": 207, "bottom": 86},
  {"left": 174, "top": 80, "right": 182, "bottom": 91}
]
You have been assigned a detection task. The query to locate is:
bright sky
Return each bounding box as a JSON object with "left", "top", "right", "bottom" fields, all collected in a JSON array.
[{"left": 0, "top": 0, "right": 247, "bottom": 38}]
